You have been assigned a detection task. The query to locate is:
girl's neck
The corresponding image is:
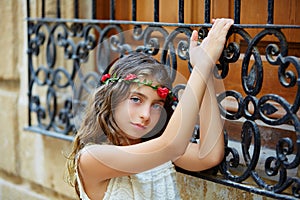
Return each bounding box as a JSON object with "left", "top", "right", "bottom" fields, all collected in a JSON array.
[
  {"left": 106, "top": 131, "right": 142, "bottom": 146},
  {"left": 115, "top": 131, "right": 142, "bottom": 146},
  {"left": 120, "top": 137, "right": 142, "bottom": 146}
]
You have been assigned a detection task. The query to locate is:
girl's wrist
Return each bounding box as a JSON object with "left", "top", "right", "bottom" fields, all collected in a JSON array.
[{"left": 191, "top": 46, "right": 215, "bottom": 75}]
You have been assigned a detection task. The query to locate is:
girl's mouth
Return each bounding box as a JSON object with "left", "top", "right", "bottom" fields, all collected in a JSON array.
[{"left": 131, "top": 122, "right": 147, "bottom": 130}]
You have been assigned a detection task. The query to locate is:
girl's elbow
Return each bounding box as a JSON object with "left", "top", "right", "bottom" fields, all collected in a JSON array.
[
  {"left": 211, "top": 131, "right": 225, "bottom": 165},
  {"left": 210, "top": 147, "right": 225, "bottom": 167},
  {"left": 166, "top": 140, "right": 189, "bottom": 160}
]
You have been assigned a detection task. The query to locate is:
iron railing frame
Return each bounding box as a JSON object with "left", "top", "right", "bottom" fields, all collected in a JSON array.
[{"left": 25, "top": 0, "right": 300, "bottom": 199}]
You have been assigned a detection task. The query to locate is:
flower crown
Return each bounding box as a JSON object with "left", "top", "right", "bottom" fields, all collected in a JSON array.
[{"left": 101, "top": 73, "right": 177, "bottom": 101}]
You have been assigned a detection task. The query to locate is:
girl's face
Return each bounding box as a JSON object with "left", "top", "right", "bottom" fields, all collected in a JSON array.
[{"left": 113, "top": 83, "right": 166, "bottom": 142}]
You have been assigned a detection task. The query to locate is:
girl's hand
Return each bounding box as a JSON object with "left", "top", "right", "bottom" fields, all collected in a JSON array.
[{"left": 189, "top": 18, "right": 234, "bottom": 67}]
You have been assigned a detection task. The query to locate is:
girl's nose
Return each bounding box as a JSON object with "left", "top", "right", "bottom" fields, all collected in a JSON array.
[{"left": 139, "top": 105, "right": 151, "bottom": 123}]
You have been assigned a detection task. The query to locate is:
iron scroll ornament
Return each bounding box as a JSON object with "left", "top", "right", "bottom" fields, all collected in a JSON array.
[{"left": 217, "top": 27, "right": 300, "bottom": 197}]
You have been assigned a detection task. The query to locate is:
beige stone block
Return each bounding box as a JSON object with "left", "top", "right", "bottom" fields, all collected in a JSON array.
[
  {"left": 177, "top": 173, "right": 274, "bottom": 200},
  {"left": 0, "top": 179, "right": 48, "bottom": 200},
  {"left": 0, "top": 1, "right": 20, "bottom": 80},
  {"left": 0, "top": 88, "right": 19, "bottom": 175},
  {"left": 16, "top": 0, "right": 26, "bottom": 80},
  {"left": 42, "top": 136, "right": 77, "bottom": 199},
  {"left": 19, "top": 132, "right": 76, "bottom": 199},
  {"left": 44, "top": 0, "right": 75, "bottom": 18},
  {"left": 0, "top": 178, "right": 75, "bottom": 200}
]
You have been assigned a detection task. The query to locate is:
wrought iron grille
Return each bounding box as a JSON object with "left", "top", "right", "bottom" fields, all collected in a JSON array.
[{"left": 25, "top": 0, "right": 300, "bottom": 199}]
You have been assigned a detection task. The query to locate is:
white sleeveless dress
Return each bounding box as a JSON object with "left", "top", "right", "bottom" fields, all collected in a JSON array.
[{"left": 76, "top": 161, "right": 181, "bottom": 200}]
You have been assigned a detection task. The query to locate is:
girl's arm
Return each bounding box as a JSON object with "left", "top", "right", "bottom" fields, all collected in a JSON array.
[
  {"left": 78, "top": 19, "right": 234, "bottom": 182},
  {"left": 173, "top": 74, "right": 225, "bottom": 171}
]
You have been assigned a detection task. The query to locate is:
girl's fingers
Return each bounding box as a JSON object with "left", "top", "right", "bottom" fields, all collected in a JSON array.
[
  {"left": 223, "top": 19, "right": 234, "bottom": 32},
  {"left": 189, "top": 30, "right": 198, "bottom": 50},
  {"left": 189, "top": 18, "right": 234, "bottom": 64},
  {"left": 211, "top": 18, "right": 226, "bottom": 31},
  {"left": 212, "top": 19, "right": 234, "bottom": 29},
  {"left": 205, "top": 19, "right": 233, "bottom": 44},
  {"left": 190, "top": 18, "right": 233, "bottom": 49}
]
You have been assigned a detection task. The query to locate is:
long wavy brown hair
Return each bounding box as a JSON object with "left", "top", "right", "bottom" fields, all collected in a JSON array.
[{"left": 66, "top": 52, "right": 174, "bottom": 196}]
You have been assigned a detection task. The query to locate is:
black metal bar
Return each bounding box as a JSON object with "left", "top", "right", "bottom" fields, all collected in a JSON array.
[
  {"left": 92, "top": 0, "right": 96, "bottom": 19},
  {"left": 154, "top": 0, "right": 159, "bottom": 22},
  {"left": 24, "top": 127, "right": 74, "bottom": 142},
  {"left": 178, "top": 0, "right": 184, "bottom": 23},
  {"left": 26, "top": 0, "right": 31, "bottom": 126},
  {"left": 204, "top": 0, "right": 210, "bottom": 23},
  {"left": 26, "top": 0, "right": 30, "bottom": 18},
  {"left": 132, "top": 0, "right": 137, "bottom": 21},
  {"left": 25, "top": 17, "right": 300, "bottom": 29},
  {"left": 110, "top": 0, "right": 115, "bottom": 20},
  {"left": 74, "top": 0, "right": 79, "bottom": 19},
  {"left": 267, "top": 0, "right": 274, "bottom": 24},
  {"left": 42, "top": 0, "right": 45, "bottom": 18},
  {"left": 56, "top": 0, "right": 61, "bottom": 18},
  {"left": 234, "top": 0, "right": 241, "bottom": 24}
]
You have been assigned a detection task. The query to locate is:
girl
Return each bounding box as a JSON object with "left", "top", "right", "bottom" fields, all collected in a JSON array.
[{"left": 67, "top": 18, "right": 234, "bottom": 199}]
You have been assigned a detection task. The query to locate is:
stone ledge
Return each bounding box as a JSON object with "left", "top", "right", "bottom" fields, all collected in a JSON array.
[
  {"left": 0, "top": 178, "right": 48, "bottom": 200},
  {"left": 176, "top": 172, "right": 274, "bottom": 200},
  {"left": 0, "top": 177, "right": 75, "bottom": 200}
]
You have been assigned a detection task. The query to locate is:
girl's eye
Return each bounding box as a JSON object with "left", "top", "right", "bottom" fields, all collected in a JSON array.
[
  {"left": 152, "top": 103, "right": 164, "bottom": 111},
  {"left": 130, "top": 97, "right": 141, "bottom": 103}
]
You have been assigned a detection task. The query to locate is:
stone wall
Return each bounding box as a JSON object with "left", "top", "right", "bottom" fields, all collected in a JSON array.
[
  {"left": 0, "top": 0, "right": 75, "bottom": 199},
  {"left": 0, "top": 1, "right": 274, "bottom": 199}
]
